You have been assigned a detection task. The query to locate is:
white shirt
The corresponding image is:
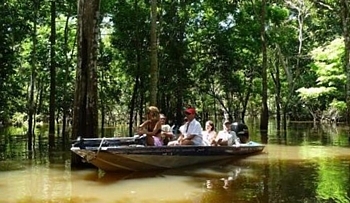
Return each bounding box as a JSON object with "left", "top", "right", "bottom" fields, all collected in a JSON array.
[
  {"left": 179, "top": 125, "right": 186, "bottom": 135},
  {"left": 216, "top": 130, "right": 239, "bottom": 145},
  {"left": 161, "top": 124, "right": 171, "bottom": 132},
  {"left": 182, "top": 119, "right": 203, "bottom": 145},
  {"left": 202, "top": 130, "right": 216, "bottom": 146}
]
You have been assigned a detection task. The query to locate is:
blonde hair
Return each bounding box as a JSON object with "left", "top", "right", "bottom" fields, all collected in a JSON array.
[{"left": 147, "top": 106, "right": 160, "bottom": 121}]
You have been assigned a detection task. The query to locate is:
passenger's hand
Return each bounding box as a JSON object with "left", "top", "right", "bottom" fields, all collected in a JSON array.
[{"left": 137, "top": 128, "right": 145, "bottom": 135}]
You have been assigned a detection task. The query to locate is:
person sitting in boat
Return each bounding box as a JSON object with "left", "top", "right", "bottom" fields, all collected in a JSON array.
[
  {"left": 202, "top": 120, "right": 217, "bottom": 146},
  {"left": 215, "top": 120, "right": 240, "bottom": 146},
  {"left": 137, "top": 106, "right": 163, "bottom": 146},
  {"left": 168, "top": 107, "right": 203, "bottom": 146},
  {"left": 160, "top": 114, "right": 174, "bottom": 145},
  {"left": 177, "top": 116, "right": 188, "bottom": 137}
]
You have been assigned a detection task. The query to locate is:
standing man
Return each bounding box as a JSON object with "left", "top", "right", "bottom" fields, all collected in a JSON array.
[{"left": 177, "top": 107, "right": 203, "bottom": 145}]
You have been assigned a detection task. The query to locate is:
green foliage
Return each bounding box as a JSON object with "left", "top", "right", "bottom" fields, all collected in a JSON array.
[
  {"left": 329, "top": 99, "right": 346, "bottom": 112},
  {"left": 297, "top": 87, "right": 336, "bottom": 100},
  {"left": 0, "top": 0, "right": 32, "bottom": 121},
  {"left": 311, "top": 38, "right": 345, "bottom": 87},
  {"left": 0, "top": 0, "right": 349, "bottom": 128},
  {"left": 295, "top": 35, "right": 345, "bottom": 120},
  {"left": 11, "top": 112, "right": 27, "bottom": 126}
]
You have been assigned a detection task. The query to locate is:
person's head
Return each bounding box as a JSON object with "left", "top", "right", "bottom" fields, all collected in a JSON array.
[
  {"left": 205, "top": 120, "right": 215, "bottom": 132},
  {"left": 147, "top": 106, "right": 160, "bottom": 121},
  {"left": 184, "top": 108, "right": 196, "bottom": 121},
  {"left": 160, "top": 114, "right": 166, "bottom": 124},
  {"left": 223, "top": 120, "right": 231, "bottom": 131}
]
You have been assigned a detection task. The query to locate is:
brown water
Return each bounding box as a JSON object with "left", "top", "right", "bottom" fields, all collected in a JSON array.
[{"left": 1, "top": 123, "right": 350, "bottom": 203}]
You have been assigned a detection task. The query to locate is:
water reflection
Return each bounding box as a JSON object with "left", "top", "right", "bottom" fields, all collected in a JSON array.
[
  {"left": 205, "top": 167, "right": 241, "bottom": 190},
  {"left": 1, "top": 145, "right": 350, "bottom": 202},
  {"left": 1, "top": 123, "right": 350, "bottom": 202}
]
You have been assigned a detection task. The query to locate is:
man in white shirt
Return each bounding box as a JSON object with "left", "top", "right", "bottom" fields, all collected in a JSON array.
[
  {"left": 216, "top": 120, "right": 240, "bottom": 146},
  {"left": 168, "top": 107, "right": 203, "bottom": 146}
]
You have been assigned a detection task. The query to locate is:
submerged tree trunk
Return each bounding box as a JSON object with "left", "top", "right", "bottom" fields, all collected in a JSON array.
[
  {"left": 49, "top": 0, "right": 56, "bottom": 148},
  {"left": 281, "top": 1, "right": 308, "bottom": 131},
  {"left": 128, "top": 0, "right": 141, "bottom": 137},
  {"left": 71, "top": 0, "right": 101, "bottom": 166},
  {"left": 62, "top": 7, "right": 75, "bottom": 140},
  {"left": 275, "top": 61, "right": 281, "bottom": 131},
  {"left": 129, "top": 76, "right": 140, "bottom": 136},
  {"left": 72, "top": 0, "right": 100, "bottom": 139},
  {"left": 260, "top": 0, "right": 269, "bottom": 131},
  {"left": 27, "top": 0, "right": 39, "bottom": 151},
  {"left": 150, "top": 0, "right": 158, "bottom": 106},
  {"left": 271, "top": 50, "right": 281, "bottom": 131},
  {"left": 241, "top": 75, "right": 253, "bottom": 123},
  {"left": 341, "top": 0, "right": 350, "bottom": 125}
]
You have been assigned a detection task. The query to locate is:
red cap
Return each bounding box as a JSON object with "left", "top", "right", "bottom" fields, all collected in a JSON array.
[{"left": 185, "top": 108, "right": 196, "bottom": 115}]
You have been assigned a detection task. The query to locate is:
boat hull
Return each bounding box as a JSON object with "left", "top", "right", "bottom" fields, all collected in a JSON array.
[{"left": 71, "top": 141, "right": 264, "bottom": 172}]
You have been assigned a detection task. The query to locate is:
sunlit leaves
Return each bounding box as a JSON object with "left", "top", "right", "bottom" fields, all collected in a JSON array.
[
  {"left": 297, "top": 86, "right": 336, "bottom": 100},
  {"left": 310, "top": 37, "right": 344, "bottom": 87}
]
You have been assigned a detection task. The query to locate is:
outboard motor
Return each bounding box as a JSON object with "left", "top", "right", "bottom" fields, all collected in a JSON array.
[{"left": 231, "top": 122, "right": 249, "bottom": 143}]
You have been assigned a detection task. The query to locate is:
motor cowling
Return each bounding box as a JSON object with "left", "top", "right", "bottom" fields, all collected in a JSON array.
[{"left": 231, "top": 122, "right": 249, "bottom": 143}]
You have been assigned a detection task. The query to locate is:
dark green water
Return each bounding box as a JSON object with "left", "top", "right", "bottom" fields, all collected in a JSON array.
[{"left": 0, "top": 121, "right": 350, "bottom": 203}]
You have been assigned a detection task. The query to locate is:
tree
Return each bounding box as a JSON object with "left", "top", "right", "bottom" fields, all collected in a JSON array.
[
  {"left": 72, "top": 0, "right": 101, "bottom": 140},
  {"left": 27, "top": 0, "right": 39, "bottom": 151},
  {"left": 341, "top": 0, "right": 350, "bottom": 124},
  {"left": 49, "top": 0, "right": 56, "bottom": 147},
  {"left": 150, "top": 0, "right": 158, "bottom": 106},
  {"left": 260, "top": 0, "right": 269, "bottom": 131}
]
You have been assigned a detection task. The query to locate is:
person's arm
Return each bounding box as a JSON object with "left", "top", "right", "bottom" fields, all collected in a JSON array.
[
  {"left": 161, "top": 125, "right": 174, "bottom": 138},
  {"left": 143, "top": 121, "right": 162, "bottom": 136},
  {"left": 137, "top": 120, "right": 150, "bottom": 135},
  {"left": 215, "top": 131, "right": 224, "bottom": 145},
  {"left": 217, "top": 131, "right": 237, "bottom": 146},
  {"left": 210, "top": 131, "right": 218, "bottom": 145},
  {"left": 177, "top": 134, "right": 184, "bottom": 142},
  {"left": 231, "top": 131, "right": 240, "bottom": 146},
  {"left": 139, "top": 120, "right": 150, "bottom": 128}
]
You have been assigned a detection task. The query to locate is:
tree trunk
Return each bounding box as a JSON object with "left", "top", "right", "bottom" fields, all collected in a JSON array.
[
  {"left": 49, "top": 0, "right": 56, "bottom": 148},
  {"left": 71, "top": 0, "right": 101, "bottom": 167},
  {"left": 150, "top": 0, "right": 158, "bottom": 106},
  {"left": 275, "top": 51, "right": 281, "bottom": 131},
  {"left": 260, "top": 0, "right": 268, "bottom": 131},
  {"left": 128, "top": 0, "right": 141, "bottom": 137},
  {"left": 241, "top": 76, "right": 253, "bottom": 123},
  {"left": 282, "top": 0, "right": 307, "bottom": 130},
  {"left": 62, "top": 110, "right": 67, "bottom": 139},
  {"left": 72, "top": 0, "right": 101, "bottom": 139},
  {"left": 129, "top": 77, "right": 139, "bottom": 136},
  {"left": 100, "top": 67, "right": 105, "bottom": 138},
  {"left": 27, "top": 0, "right": 39, "bottom": 151},
  {"left": 341, "top": 0, "right": 350, "bottom": 125},
  {"left": 63, "top": 8, "right": 75, "bottom": 140}
]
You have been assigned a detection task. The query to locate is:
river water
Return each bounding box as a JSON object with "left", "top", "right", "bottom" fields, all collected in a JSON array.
[{"left": 0, "top": 122, "right": 350, "bottom": 203}]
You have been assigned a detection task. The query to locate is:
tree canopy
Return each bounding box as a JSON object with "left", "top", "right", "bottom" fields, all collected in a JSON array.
[{"left": 0, "top": 0, "right": 349, "bottom": 137}]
